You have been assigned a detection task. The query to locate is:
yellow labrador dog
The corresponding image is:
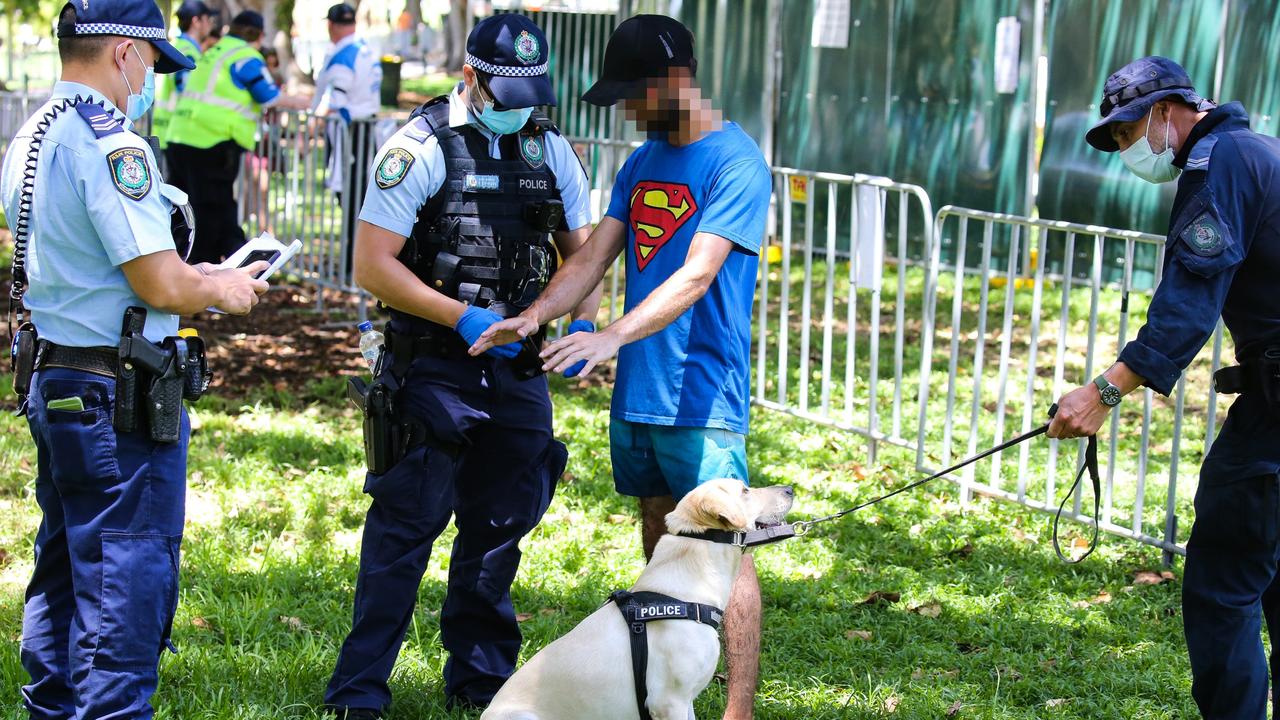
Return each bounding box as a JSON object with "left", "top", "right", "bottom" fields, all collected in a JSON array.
[{"left": 482, "top": 479, "right": 795, "bottom": 720}]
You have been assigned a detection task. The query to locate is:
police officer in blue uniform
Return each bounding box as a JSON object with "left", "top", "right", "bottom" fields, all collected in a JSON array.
[
  {"left": 1050, "top": 57, "right": 1280, "bottom": 718},
  {"left": 1, "top": 2, "right": 269, "bottom": 717},
  {"left": 323, "top": 15, "right": 600, "bottom": 718}
]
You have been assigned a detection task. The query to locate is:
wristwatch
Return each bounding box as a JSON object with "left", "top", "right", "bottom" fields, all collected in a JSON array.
[{"left": 1093, "top": 375, "right": 1123, "bottom": 407}]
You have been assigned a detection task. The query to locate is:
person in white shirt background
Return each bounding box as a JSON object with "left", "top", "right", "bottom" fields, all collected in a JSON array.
[{"left": 313, "top": 2, "right": 386, "bottom": 275}]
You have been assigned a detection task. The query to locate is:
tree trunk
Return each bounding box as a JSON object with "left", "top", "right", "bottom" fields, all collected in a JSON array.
[{"left": 445, "top": 0, "right": 468, "bottom": 72}]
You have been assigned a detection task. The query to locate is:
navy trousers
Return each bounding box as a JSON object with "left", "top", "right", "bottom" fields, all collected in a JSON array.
[
  {"left": 325, "top": 350, "right": 566, "bottom": 712},
  {"left": 21, "top": 368, "right": 188, "bottom": 720},
  {"left": 1184, "top": 463, "right": 1280, "bottom": 719}
]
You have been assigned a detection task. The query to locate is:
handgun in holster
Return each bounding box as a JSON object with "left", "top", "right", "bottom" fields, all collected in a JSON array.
[
  {"left": 116, "top": 307, "right": 188, "bottom": 443},
  {"left": 348, "top": 360, "right": 428, "bottom": 474}
]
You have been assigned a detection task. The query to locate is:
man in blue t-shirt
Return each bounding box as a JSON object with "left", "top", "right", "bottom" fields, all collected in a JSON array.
[{"left": 470, "top": 15, "right": 772, "bottom": 719}]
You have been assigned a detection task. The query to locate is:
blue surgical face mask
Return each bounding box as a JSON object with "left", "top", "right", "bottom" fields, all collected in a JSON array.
[
  {"left": 120, "top": 43, "right": 156, "bottom": 122},
  {"left": 1119, "top": 109, "right": 1181, "bottom": 184},
  {"left": 472, "top": 81, "right": 533, "bottom": 135}
]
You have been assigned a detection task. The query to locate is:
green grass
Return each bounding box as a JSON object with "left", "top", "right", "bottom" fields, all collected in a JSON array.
[{"left": 0, "top": 372, "right": 1196, "bottom": 718}]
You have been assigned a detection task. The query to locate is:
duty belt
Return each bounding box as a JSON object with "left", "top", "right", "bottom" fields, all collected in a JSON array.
[
  {"left": 385, "top": 322, "right": 549, "bottom": 380},
  {"left": 35, "top": 341, "right": 117, "bottom": 378},
  {"left": 1213, "top": 348, "right": 1280, "bottom": 395}
]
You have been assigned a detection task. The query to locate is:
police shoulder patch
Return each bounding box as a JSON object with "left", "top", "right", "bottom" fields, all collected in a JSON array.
[
  {"left": 375, "top": 148, "right": 415, "bottom": 189},
  {"left": 107, "top": 147, "right": 152, "bottom": 201},
  {"left": 521, "top": 134, "right": 546, "bottom": 170},
  {"left": 1179, "top": 212, "right": 1225, "bottom": 257}
]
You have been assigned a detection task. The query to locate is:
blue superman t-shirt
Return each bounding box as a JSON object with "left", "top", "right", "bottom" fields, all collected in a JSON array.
[{"left": 604, "top": 122, "right": 772, "bottom": 434}]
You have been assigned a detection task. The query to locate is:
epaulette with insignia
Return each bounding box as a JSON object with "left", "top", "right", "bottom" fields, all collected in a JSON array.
[
  {"left": 1184, "top": 134, "right": 1219, "bottom": 172},
  {"left": 75, "top": 103, "right": 124, "bottom": 139},
  {"left": 402, "top": 115, "right": 435, "bottom": 144}
]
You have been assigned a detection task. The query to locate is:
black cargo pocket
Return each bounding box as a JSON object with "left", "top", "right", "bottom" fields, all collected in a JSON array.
[
  {"left": 363, "top": 446, "right": 430, "bottom": 512},
  {"left": 1190, "top": 473, "right": 1280, "bottom": 551},
  {"left": 93, "top": 533, "right": 181, "bottom": 670},
  {"left": 40, "top": 378, "right": 119, "bottom": 489}
]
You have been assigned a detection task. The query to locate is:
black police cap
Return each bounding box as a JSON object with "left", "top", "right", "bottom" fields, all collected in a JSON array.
[
  {"left": 326, "top": 4, "right": 357, "bottom": 24},
  {"left": 581, "top": 15, "right": 696, "bottom": 107}
]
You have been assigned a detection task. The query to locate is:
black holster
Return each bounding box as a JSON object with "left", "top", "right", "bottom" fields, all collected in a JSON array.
[
  {"left": 11, "top": 322, "right": 38, "bottom": 408},
  {"left": 348, "top": 359, "right": 428, "bottom": 475},
  {"left": 115, "top": 307, "right": 210, "bottom": 443}
]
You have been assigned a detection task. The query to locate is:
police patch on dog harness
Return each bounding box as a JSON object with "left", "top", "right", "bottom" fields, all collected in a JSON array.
[
  {"left": 609, "top": 589, "right": 724, "bottom": 720},
  {"left": 1180, "top": 212, "right": 1225, "bottom": 257},
  {"left": 376, "top": 148, "right": 415, "bottom": 189},
  {"left": 108, "top": 148, "right": 151, "bottom": 200},
  {"left": 521, "top": 134, "right": 546, "bottom": 170}
]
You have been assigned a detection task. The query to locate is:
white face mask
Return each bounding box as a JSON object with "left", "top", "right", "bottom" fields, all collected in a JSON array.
[{"left": 1119, "top": 109, "right": 1181, "bottom": 184}]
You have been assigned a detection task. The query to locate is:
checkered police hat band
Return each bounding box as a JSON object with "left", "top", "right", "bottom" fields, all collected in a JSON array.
[
  {"left": 74, "top": 23, "right": 167, "bottom": 40},
  {"left": 466, "top": 53, "right": 548, "bottom": 78}
]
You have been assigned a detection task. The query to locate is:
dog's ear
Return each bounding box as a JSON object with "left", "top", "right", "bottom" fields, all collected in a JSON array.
[{"left": 690, "top": 486, "right": 750, "bottom": 531}]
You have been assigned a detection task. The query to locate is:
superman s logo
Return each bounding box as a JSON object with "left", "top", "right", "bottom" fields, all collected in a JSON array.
[{"left": 627, "top": 181, "right": 698, "bottom": 271}]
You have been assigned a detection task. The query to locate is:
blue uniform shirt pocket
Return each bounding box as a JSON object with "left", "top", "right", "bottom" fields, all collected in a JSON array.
[
  {"left": 36, "top": 375, "right": 120, "bottom": 489},
  {"left": 1168, "top": 188, "right": 1243, "bottom": 278}
]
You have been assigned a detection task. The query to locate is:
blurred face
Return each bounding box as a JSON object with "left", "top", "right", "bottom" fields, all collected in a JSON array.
[
  {"left": 190, "top": 14, "right": 213, "bottom": 41},
  {"left": 265, "top": 54, "right": 279, "bottom": 72},
  {"left": 621, "top": 68, "right": 696, "bottom": 134}
]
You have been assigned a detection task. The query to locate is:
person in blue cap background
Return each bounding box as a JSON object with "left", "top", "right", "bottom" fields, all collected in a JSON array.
[
  {"left": 0, "top": 1, "right": 271, "bottom": 717},
  {"left": 1049, "top": 56, "right": 1280, "bottom": 718},
  {"left": 321, "top": 13, "right": 600, "bottom": 718}
]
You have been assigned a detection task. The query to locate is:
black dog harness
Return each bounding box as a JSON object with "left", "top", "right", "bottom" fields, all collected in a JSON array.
[{"left": 608, "top": 589, "right": 724, "bottom": 720}]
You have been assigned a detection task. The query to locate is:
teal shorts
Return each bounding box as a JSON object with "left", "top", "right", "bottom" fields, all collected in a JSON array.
[{"left": 609, "top": 419, "right": 749, "bottom": 501}]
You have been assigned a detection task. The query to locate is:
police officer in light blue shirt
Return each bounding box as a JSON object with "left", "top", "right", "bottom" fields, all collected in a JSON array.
[
  {"left": 1, "top": 1, "right": 268, "bottom": 717},
  {"left": 323, "top": 14, "right": 601, "bottom": 717}
]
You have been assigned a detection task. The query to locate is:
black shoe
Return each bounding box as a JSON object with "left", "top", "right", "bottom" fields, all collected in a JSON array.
[{"left": 322, "top": 705, "right": 384, "bottom": 720}]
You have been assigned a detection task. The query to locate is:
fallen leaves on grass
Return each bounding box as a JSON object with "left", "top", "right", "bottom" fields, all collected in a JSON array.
[
  {"left": 911, "top": 668, "right": 958, "bottom": 681},
  {"left": 606, "top": 514, "right": 631, "bottom": 524},
  {"left": 279, "top": 616, "right": 307, "bottom": 632},
  {"left": 946, "top": 700, "right": 963, "bottom": 716},
  {"left": 946, "top": 542, "right": 974, "bottom": 559},
  {"left": 515, "top": 612, "right": 534, "bottom": 622},
  {"left": 882, "top": 694, "right": 900, "bottom": 712},
  {"left": 191, "top": 617, "right": 213, "bottom": 630},
  {"left": 1133, "top": 570, "right": 1176, "bottom": 585},
  {"left": 860, "top": 590, "right": 901, "bottom": 606},
  {"left": 1045, "top": 698, "right": 1070, "bottom": 708},
  {"left": 0, "top": 547, "right": 10, "bottom": 568},
  {"left": 909, "top": 600, "right": 942, "bottom": 618},
  {"left": 845, "top": 629, "right": 873, "bottom": 641},
  {"left": 539, "top": 608, "right": 557, "bottom": 617},
  {"left": 1073, "top": 590, "right": 1112, "bottom": 609}
]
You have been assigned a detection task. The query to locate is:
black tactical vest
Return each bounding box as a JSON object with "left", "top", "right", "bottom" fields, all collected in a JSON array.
[{"left": 394, "top": 97, "right": 564, "bottom": 330}]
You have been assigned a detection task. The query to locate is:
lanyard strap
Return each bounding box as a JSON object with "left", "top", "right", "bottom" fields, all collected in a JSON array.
[{"left": 1052, "top": 433, "right": 1102, "bottom": 563}]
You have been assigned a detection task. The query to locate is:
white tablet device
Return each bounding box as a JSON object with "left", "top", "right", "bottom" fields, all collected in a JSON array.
[{"left": 206, "top": 233, "right": 303, "bottom": 313}]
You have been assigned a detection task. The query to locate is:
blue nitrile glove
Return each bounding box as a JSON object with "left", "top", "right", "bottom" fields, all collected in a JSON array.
[
  {"left": 455, "top": 306, "right": 521, "bottom": 359},
  {"left": 563, "top": 319, "right": 596, "bottom": 378}
]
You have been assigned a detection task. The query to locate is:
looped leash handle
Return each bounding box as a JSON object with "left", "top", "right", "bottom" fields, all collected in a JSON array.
[{"left": 1052, "top": 433, "right": 1102, "bottom": 564}]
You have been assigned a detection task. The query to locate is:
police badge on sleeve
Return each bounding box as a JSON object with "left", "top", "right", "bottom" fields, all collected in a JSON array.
[
  {"left": 1180, "top": 212, "right": 1225, "bottom": 257},
  {"left": 376, "top": 148, "right": 415, "bottom": 189},
  {"left": 521, "top": 135, "right": 546, "bottom": 170},
  {"left": 108, "top": 148, "right": 151, "bottom": 201}
]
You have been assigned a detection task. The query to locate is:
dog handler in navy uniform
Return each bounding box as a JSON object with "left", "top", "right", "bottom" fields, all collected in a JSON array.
[
  {"left": 1050, "top": 56, "right": 1280, "bottom": 718},
  {"left": 1, "top": 2, "right": 269, "bottom": 718},
  {"left": 323, "top": 15, "right": 600, "bottom": 717}
]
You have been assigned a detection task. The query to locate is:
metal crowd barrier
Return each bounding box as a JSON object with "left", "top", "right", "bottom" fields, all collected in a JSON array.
[{"left": 919, "top": 208, "right": 1207, "bottom": 559}]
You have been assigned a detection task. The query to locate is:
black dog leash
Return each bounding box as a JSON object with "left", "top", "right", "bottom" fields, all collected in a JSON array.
[{"left": 706, "top": 404, "right": 1103, "bottom": 563}]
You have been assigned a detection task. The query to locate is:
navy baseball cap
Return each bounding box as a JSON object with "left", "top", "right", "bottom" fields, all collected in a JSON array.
[
  {"left": 176, "top": 0, "right": 213, "bottom": 21},
  {"left": 582, "top": 15, "right": 696, "bottom": 107},
  {"left": 326, "top": 4, "right": 357, "bottom": 24},
  {"left": 466, "top": 15, "right": 556, "bottom": 108},
  {"left": 231, "top": 10, "right": 265, "bottom": 30},
  {"left": 55, "top": 0, "right": 194, "bottom": 74},
  {"left": 1086, "top": 56, "right": 1212, "bottom": 152}
]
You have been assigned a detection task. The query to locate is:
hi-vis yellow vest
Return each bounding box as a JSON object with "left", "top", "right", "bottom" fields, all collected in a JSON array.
[
  {"left": 154, "top": 33, "right": 201, "bottom": 144},
  {"left": 168, "top": 36, "right": 262, "bottom": 150}
]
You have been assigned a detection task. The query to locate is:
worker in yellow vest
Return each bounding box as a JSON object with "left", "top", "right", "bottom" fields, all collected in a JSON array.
[
  {"left": 167, "top": 10, "right": 308, "bottom": 263},
  {"left": 154, "top": 0, "right": 213, "bottom": 149}
]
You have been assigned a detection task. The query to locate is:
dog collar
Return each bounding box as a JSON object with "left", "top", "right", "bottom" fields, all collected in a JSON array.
[{"left": 676, "top": 524, "right": 797, "bottom": 549}]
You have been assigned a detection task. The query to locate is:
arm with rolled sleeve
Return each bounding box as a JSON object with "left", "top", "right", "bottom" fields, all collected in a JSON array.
[{"left": 1119, "top": 139, "right": 1254, "bottom": 396}]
